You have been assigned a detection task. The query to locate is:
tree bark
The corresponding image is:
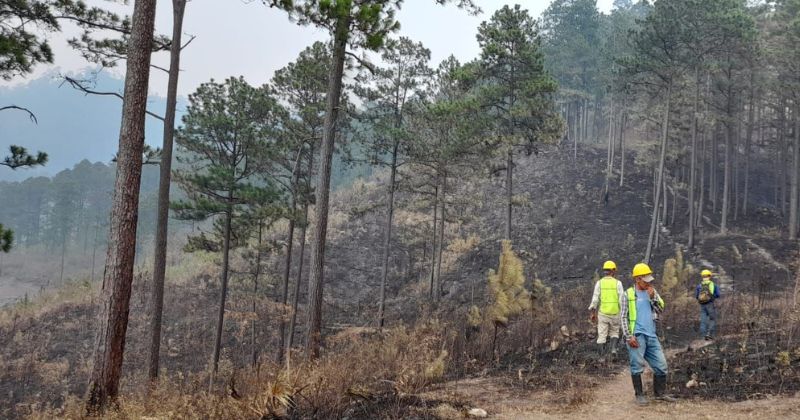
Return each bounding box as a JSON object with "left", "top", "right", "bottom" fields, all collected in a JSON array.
[
  {"left": 252, "top": 223, "right": 264, "bottom": 368},
  {"left": 278, "top": 151, "right": 303, "bottom": 363},
  {"left": 287, "top": 202, "right": 308, "bottom": 362},
  {"left": 605, "top": 98, "right": 614, "bottom": 196},
  {"left": 573, "top": 101, "right": 578, "bottom": 161},
  {"left": 583, "top": 98, "right": 589, "bottom": 143},
  {"left": 148, "top": 0, "right": 185, "bottom": 382},
  {"left": 697, "top": 127, "right": 706, "bottom": 228},
  {"left": 305, "top": 14, "right": 350, "bottom": 360},
  {"left": 60, "top": 231, "right": 67, "bottom": 284},
  {"left": 85, "top": 0, "right": 157, "bottom": 412},
  {"left": 211, "top": 205, "right": 233, "bottom": 375},
  {"left": 779, "top": 100, "right": 787, "bottom": 214},
  {"left": 793, "top": 106, "right": 800, "bottom": 240},
  {"left": 720, "top": 86, "right": 734, "bottom": 234},
  {"left": 286, "top": 148, "right": 313, "bottom": 364},
  {"left": 505, "top": 147, "right": 513, "bottom": 240},
  {"left": 91, "top": 222, "right": 99, "bottom": 283},
  {"left": 378, "top": 139, "right": 399, "bottom": 328},
  {"left": 744, "top": 102, "right": 759, "bottom": 217},
  {"left": 619, "top": 111, "right": 626, "bottom": 187},
  {"left": 733, "top": 114, "right": 741, "bottom": 222},
  {"left": 434, "top": 173, "right": 447, "bottom": 302},
  {"left": 645, "top": 80, "right": 672, "bottom": 263},
  {"left": 429, "top": 181, "right": 439, "bottom": 301},
  {"left": 688, "top": 66, "right": 700, "bottom": 248},
  {"left": 711, "top": 126, "right": 718, "bottom": 214}
]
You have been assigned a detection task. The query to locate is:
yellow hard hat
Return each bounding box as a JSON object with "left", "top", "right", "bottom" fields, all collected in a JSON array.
[
  {"left": 632, "top": 263, "right": 653, "bottom": 278},
  {"left": 603, "top": 260, "right": 617, "bottom": 271},
  {"left": 701, "top": 269, "right": 713, "bottom": 278}
]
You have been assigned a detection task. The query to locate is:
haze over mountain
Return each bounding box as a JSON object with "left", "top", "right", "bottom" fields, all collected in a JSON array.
[{"left": 0, "top": 71, "right": 182, "bottom": 182}]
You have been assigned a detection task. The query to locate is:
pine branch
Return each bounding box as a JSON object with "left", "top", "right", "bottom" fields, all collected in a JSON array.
[{"left": 0, "top": 105, "right": 38, "bottom": 124}]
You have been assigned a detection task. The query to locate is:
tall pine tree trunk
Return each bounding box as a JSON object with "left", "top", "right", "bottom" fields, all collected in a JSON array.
[
  {"left": 505, "top": 147, "right": 513, "bottom": 240},
  {"left": 745, "top": 102, "right": 759, "bottom": 217},
  {"left": 148, "top": 0, "right": 186, "bottom": 382},
  {"left": 60, "top": 231, "right": 67, "bottom": 284},
  {"left": 720, "top": 90, "right": 734, "bottom": 234},
  {"left": 605, "top": 98, "right": 614, "bottom": 196},
  {"left": 733, "top": 114, "right": 741, "bottom": 222},
  {"left": 251, "top": 223, "right": 264, "bottom": 368},
  {"left": 378, "top": 139, "right": 399, "bottom": 328},
  {"left": 619, "top": 111, "right": 626, "bottom": 187},
  {"left": 429, "top": 181, "right": 439, "bottom": 301},
  {"left": 91, "top": 222, "right": 99, "bottom": 283},
  {"left": 85, "top": 0, "right": 157, "bottom": 412},
  {"left": 278, "top": 151, "right": 303, "bottom": 363},
  {"left": 433, "top": 172, "right": 447, "bottom": 302},
  {"left": 645, "top": 80, "right": 672, "bottom": 263},
  {"left": 583, "top": 98, "right": 589, "bottom": 142},
  {"left": 305, "top": 15, "right": 350, "bottom": 359},
  {"left": 688, "top": 67, "right": 700, "bottom": 248},
  {"left": 792, "top": 106, "right": 800, "bottom": 240},
  {"left": 287, "top": 149, "right": 313, "bottom": 364},
  {"left": 211, "top": 205, "right": 234, "bottom": 375},
  {"left": 286, "top": 202, "right": 309, "bottom": 362},
  {"left": 698, "top": 128, "right": 706, "bottom": 227},
  {"left": 573, "top": 102, "right": 578, "bottom": 161},
  {"left": 711, "top": 128, "right": 718, "bottom": 214},
  {"left": 779, "top": 101, "right": 787, "bottom": 214}
]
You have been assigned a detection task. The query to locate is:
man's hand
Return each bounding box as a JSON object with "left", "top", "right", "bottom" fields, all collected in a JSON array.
[
  {"left": 646, "top": 286, "right": 655, "bottom": 299},
  {"left": 627, "top": 336, "right": 639, "bottom": 348},
  {"left": 590, "top": 310, "right": 597, "bottom": 323}
]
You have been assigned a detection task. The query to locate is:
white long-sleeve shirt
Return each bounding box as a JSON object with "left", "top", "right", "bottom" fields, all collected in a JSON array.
[{"left": 588, "top": 276, "right": 625, "bottom": 313}]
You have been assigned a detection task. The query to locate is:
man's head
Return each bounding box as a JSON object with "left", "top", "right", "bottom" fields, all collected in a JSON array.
[
  {"left": 632, "top": 263, "right": 654, "bottom": 289},
  {"left": 701, "top": 269, "right": 713, "bottom": 280},
  {"left": 603, "top": 260, "right": 617, "bottom": 277}
]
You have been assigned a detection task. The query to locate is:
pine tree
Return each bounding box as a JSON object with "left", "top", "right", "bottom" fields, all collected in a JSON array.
[
  {"left": 271, "top": 0, "right": 480, "bottom": 359},
  {"left": 406, "top": 56, "right": 489, "bottom": 302},
  {"left": 0, "top": 145, "right": 48, "bottom": 252},
  {"left": 271, "top": 42, "right": 333, "bottom": 364},
  {"left": 476, "top": 4, "right": 562, "bottom": 240},
  {"left": 353, "top": 36, "right": 432, "bottom": 328},
  {"left": 171, "top": 77, "right": 286, "bottom": 376}
]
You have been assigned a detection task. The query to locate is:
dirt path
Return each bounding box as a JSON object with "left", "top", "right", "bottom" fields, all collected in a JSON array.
[{"left": 424, "top": 339, "right": 800, "bottom": 419}]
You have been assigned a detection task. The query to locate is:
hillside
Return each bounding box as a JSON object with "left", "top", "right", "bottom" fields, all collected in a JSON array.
[{"left": 1, "top": 143, "right": 798, "bottom": 418}]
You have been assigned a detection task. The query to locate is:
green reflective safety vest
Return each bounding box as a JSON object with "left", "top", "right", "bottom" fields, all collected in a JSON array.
[
  {"left": 599, "top": 276, "right": 620, "bottom": 315},
  {"left": 701, "top": 279, "right": 715, "bottom": 295},
  {"left": 626, "top": 287, "right": 666, "bottom": 334}
]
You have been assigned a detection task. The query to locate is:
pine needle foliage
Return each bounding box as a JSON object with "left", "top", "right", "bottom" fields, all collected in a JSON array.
[
  {"left": 662, "top": 245, "right": 694, "bottom": 297},
  {"left": 467, "top": 305, "right": 482, "bottom": 327},
  {"left": 487, "top": 240, "right": 531, "bottom": 327}
]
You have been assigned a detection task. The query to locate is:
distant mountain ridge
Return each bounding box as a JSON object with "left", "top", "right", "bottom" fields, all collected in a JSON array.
[{"left": 0, "top": 71, "right": 185, "bottom": 182}]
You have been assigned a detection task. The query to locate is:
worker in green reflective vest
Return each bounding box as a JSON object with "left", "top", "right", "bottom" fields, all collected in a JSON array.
[
  {"left": 588, "top": 260, "right": 624, "bottom": 361},
  {"left": 621, "top": 263, "right": 677, "bottom": 405}
]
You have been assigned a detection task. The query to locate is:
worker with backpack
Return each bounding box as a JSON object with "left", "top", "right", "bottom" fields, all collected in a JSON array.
[{"left": 695, "top": 269, "right": 720, "bottom": 341}]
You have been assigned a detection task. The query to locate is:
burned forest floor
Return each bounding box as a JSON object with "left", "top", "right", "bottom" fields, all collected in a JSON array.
[{"left": 2, "top": 143, "right": 800, "bottom": 419}]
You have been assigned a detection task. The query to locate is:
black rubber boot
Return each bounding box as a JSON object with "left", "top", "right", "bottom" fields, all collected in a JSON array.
[
  {"left": 632, "top": 374, "right": 648, "bottom": 406},
  {"left": 653, "top": 375, "right": 677, "bottom": 402},
  {"left": 598, "top": 343, "right": 607, "bottom": 362}
]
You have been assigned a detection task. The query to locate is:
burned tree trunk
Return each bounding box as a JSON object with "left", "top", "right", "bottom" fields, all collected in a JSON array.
[{"left": 86, "top": 0, "right": 157, "bottom": 412}]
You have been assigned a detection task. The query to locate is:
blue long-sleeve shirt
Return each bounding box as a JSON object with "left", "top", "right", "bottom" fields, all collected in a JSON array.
[{"left": 695, "top": 280, "right": 720, "bottom": 302}]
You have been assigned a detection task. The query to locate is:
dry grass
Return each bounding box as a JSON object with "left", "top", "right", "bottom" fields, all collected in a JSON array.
[{"left": 26, "top": 321, "right": 453, "bottom": 419}]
